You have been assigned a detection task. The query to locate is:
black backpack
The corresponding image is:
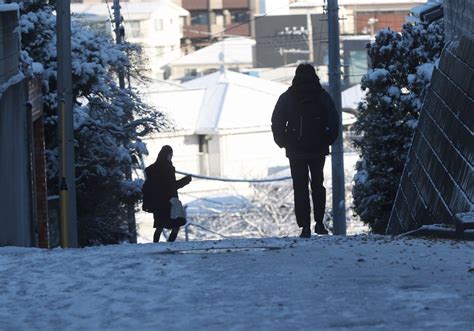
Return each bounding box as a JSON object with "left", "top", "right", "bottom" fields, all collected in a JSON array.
[{"left": 285, "top": 94, "right": 330, "bottom": 151}]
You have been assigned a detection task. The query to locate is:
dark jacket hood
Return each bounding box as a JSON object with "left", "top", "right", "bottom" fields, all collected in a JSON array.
[{"left": 289, "top": 64, "right": 324, "bottom": 98}]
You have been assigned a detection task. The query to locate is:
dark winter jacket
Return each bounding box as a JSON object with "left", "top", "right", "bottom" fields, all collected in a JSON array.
[
  {"left": 271, "top": 81, "right": 340, "bottom": 159},
  {"left": 142, "top": 160, "right": 188, "bottom": 219}
]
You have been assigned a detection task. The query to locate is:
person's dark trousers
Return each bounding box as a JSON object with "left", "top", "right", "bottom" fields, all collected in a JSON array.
[
  {"left": 153, "top": 228, "right": 163, "bottom": 243},
  {"left": 289, "top": 156, "right": 326, "bottom": 229},
  {"left": 168, "top": 228, "right": 179, "bottom": 242}
]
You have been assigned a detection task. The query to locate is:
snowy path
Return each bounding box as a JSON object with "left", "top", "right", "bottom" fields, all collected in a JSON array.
[{"left": 1, "top": 236, "right": 473, "bottom": 330}]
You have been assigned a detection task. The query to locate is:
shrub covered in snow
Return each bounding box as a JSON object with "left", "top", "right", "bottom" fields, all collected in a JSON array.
[
  {"left": 352, "top": 20, "right": 444, "bottom": 234},
  {"left": 19, "top": 3, "right": 167, "bottom": 246}
]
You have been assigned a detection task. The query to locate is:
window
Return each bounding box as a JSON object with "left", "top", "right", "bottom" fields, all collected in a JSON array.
[
  {"left": 155, "top": 19, "right": 163, "bottom": 31},
  {"left": 191, "top": 11, "right": 209, "bottom": 25},
  {"left": 155, "top": 46, "right": 166, "bottom": 57},
  {"left": 125, "top": 20, "right": 141, "bottom": 38},
  {"left": 348, "top": 50, "right": 368, "bottom": 85},
  {"left": 185, "top": 68, "right": 198, "bottom": 77},
  {"left": 230, "top": 11, "right": 249, "bottom": 24}
]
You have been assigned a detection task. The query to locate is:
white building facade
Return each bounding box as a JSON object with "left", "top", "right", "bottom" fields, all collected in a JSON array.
[{"left": 71, "top": 1, "right": 189, "bottom": 79}]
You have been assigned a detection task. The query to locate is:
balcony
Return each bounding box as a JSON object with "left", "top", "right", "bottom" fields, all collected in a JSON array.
[
  {"left": 223, "top": 0, "right": 249, "bottom": 9},
  {"left": 183, "top": 24, "right": 211, "bottom": 39},
  {"left": 224, "top": 22, "right": 250, "bottom": 36},
  {"left": 182, "top": 0, "right": 209, "bottom": 10}
]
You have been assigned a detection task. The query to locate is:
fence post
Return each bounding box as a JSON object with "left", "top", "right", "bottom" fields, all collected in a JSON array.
[{"left": 184, "top": 205, "right": 189, "bottom": 241}]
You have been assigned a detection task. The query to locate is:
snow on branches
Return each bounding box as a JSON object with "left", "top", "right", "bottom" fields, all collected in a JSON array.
[
  {"left": 352, "top": 20, "right": 444, "bottom": 234},
  {"left": 19, "top": 3, "right": 167, "bottom": 246}
]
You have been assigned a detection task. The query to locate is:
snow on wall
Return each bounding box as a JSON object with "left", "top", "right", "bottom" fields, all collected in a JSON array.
[
  {"left": 0, "top": 72, "right": 24, "bottom": 98},
  {"left": 0, "top": 4, "right": 19, "bottom": 12},
  {"left": 386, "top": 35, "right": 474, "bottom": 235}
]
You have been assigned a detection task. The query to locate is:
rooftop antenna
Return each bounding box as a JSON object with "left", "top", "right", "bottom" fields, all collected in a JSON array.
[{"left": 219, "top": 32, "right": 226, "bottom": 77}]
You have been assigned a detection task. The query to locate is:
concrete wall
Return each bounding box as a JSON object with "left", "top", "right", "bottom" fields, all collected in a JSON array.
[
  {"left": 0, "top": 80, "right": 33, "bottom": 247},
  {"left": 444, "top": 0, "right": 474, "bottom": 42},
  {"left": 386, "top": 35, "right": 474, "bottom": 235},
  {"left": 0, "top": 7, "right": 34, "bottom": 247}
]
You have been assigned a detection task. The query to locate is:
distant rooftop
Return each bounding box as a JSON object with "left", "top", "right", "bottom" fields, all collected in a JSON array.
[{"left": 169, "top": 38, "right": 255, "bottom": 68}]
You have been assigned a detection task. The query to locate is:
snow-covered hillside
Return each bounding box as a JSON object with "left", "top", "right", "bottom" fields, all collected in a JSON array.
[{"left": 1, "top": 236, "right": 473, "bottom": 330}]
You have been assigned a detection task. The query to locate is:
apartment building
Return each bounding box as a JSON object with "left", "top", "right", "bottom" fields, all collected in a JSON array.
[
  {"left": 171, "top": 0, "right": 254, "bottom": 49},
  {"left": 71, "top": 1, "right": 189, "bottom": 79},
  {"left": 289, "top": 0, "right": 426, "bottom": 35}
]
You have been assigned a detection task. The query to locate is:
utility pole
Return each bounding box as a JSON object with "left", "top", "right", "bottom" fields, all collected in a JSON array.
[
  {"left": 112, "top": 0, "right": 126, "bottom": 89},
  {"left": 327, "top": 0, "right": 346, "bottom": 235},
  {"left": 306, "top": 12, "right": 314, "bottom": 63},
  {"left": 112, "top": 0, "right": 137, "bottom": 243},
  {"left": 57, "top": 0, "right": 78, "bottom": 247}
]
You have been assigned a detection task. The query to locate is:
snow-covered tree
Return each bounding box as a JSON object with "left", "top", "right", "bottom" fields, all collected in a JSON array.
[
  {"left": 352, "top": 20, "right": 444, "bottom": 234},
  {"left": 19, "top": 3, "right": 167, "bottom": 246}
]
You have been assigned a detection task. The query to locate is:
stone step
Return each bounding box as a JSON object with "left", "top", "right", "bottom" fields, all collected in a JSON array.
[{"left": 455, "top": 212, "right": 474, "bottom": 235}]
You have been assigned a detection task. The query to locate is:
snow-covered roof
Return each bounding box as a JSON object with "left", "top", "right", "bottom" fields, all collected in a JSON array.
[
  {"left": 71, "top": 1, "right": 188, "bottom": 20},
  {"left": 146, "top": 70, "right": 288, "bottom": 134},
  {"left": 148, "top": 71, "right": 364, "bottom": 134},
  {"left": 146, "top": 88, "right": 205, "bottom": 131},
  {"left": 170, "top": 38, "right": 255, "bottom": 67},
  {"left": 0, "top": 3, "right": 19, "bottom": 12},
  {"left": 183, "top": 70, "right": 288, "bottom": 134}
]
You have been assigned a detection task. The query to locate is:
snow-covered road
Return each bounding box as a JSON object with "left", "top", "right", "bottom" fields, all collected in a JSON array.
[{"left": 1, "top": 235, "right": 473, "bottom": 330}]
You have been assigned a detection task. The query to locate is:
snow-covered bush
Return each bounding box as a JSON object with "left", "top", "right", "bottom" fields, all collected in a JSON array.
[
  {"left": 352, "top": 20, "right": 444, "bottom": 234},
  {"left": 19, "top": 3, "right": 167, "bottom": 246}
]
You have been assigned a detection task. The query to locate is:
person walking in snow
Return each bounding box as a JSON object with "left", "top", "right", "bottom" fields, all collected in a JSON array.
[
  {"left": 142, "top": 145, "right": 192, "bottom": 242},
  {"left": 271, "top": 63, "right": 339, "bottom": 238}
]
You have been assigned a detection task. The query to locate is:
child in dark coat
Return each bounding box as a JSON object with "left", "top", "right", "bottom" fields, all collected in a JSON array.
[{"left": 143, "top": 145, "right": 191, "bottom": 242}]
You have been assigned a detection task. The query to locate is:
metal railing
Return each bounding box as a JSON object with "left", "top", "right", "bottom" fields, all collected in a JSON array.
[{"left": 183, "top": 221, "right": 230, "bottom": 241}]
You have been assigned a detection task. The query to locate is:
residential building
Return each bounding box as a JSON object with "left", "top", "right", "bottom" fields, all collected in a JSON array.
[
  {"left": 254, "top": 12, "right": 373, "bottom": 87},
  {"left": 138, "top": 67, "right": 364, "bottom": 239},
  {"left": 143, "top": 69, "right": 289, "bottom": 179},
  {"left": 176, "top": 0, "right": 256, "bottom": 49},
  {"left": 289, "top": 0, "right": 427, "bottom": 35},
  {"left": 71, "top": 1, "right": 189, "bottom": 79},
  {"left": 142, "top": 68, "right": 361, "bottom": 180},
  {"left": 165, "top": 37, "right": 255, "bottom": 80},
  {"left": 253, "top": 0, "right": 422, "bottom": 85}
]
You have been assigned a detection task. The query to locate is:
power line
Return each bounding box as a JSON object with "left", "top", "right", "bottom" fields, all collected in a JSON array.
[
  {"left": 122, "top": 1, "right": 138, "bottom": 40},
  {"left": 155, "top": 2, "right": 297, "bottom": 66}
]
